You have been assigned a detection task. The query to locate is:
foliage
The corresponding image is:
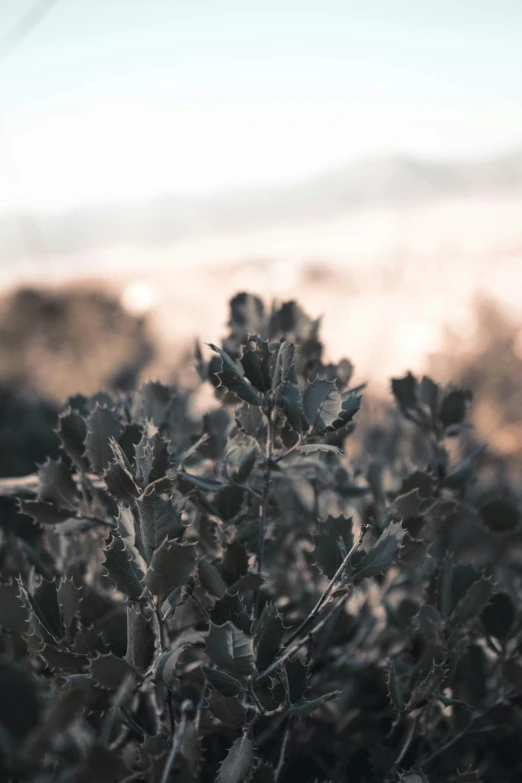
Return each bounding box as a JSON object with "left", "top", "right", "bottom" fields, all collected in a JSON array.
[{"left": 0, "top": 291, "right": 521, "bottom": 782}]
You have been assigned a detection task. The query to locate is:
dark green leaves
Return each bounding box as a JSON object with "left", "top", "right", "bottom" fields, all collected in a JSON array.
[
  {"left": 0, "top": 580, "right": 30, "bottom": 633},
  {"left": 254, "top": 603, "right": 286, "bottom": 671},
  {"left": 206, "top": 622, "right": 256, "bottom": 677},
  {"left": 103, "top": 534, "right": 146, "bottom": 600},
  {"left": 84, "top": 405, "right": 122, "bottom": 474},
  {"left": 313, "top": 515, "right": 353, "bottom": 578},
  {"left": 203, "top": 666, "right": 243, "bottom": 696},
  {"left": 145, "top": 539, "right": 197, "bottom": 600},
  {"left": 288, "top": 690, "right": 339, "bottom": 718},
  {"left": 136, "top": 490, "right": 185, "bottom": 558},
  {"left": 208, "top": 343, "right": 263, "bottom": 406},
  {"left": 218, "top": 735, "right": 255, "bottom": 783},
  {"left": 353, "top": 521, "right": 405, "bottom": 581},
  {"left": 208, "top": 692, "right": 246, "bottom": 728},
  {"left": 449, "top": 576, "right": 493, "bottom": 630}
]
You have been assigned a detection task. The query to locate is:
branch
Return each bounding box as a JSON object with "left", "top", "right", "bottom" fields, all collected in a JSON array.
[
  {"left": 281, "top": 523, "right": 368, "bottom": 650},
  {"left": 159, "top": 700, "right": 193, "bottom": 783}
]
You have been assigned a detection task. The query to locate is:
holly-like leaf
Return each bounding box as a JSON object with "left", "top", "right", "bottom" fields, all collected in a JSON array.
[
  {"left": 215, "top": 485, "right": 246, "bottom": 522},
  {"left": 450, "top": 576, "right": 493, "bottom": 629},
  {"left": 288, "top": 690, "right": 339, "bottom": 718},
  {"left": 37, "top": 457, "right": 78, "bottom": 509},
  {"left": 177, "top": 470, "right": 225, "bottom": 493},
  {"left": 208, "top": 692, "right": 247, "bottom": 728},
  {"left": 398, "top": 773, "right": 430, "bottom": 783},
  {"left": 103, "top": 438, "right": 139, "bottom": 504},
  {"left": 313, "top": 515, "right": 353, "bottom": 579},
  {"left": 206, "top": 622, "right": 256, "bottom": 677},
  {"left": 407, "top": 662, "right": 446, "bottom": 710},
  {"left": 198, "top": 557, "right": 227, "bottom": 599},
  {"left": 303, "top": 377, "right": 338, "bottom": 432},
  {"left": 254, "top": 603, "right": 286, "bottom": 671},
  {"left": 241, "top": 339, "right": 271, "bottom": 392},
  {"left": 152, "top": 633, "right": 204, "bottom": 689},
  {"left": 203, "top": 666, "right": 243, "bottom": 696},
  {"left": 280, "top": 378, "right": 307, "bottom": 433},
  {"left": 0, "top": 580, "right": 30, "bottom": 633},
  {"left": 18, "top": 500, "right": 74, "bottom": 526},
  {"left": 219, "top": 735, "right": 255, "bottom": 783},
  {"left": 353, "top": 521, "right": 405, "bottom": 581},
  {"left": 209, "top": 343, "right": 263, "bottom": 406},
  {"left": 57, "top": 409, "right": 89, "bottom": 471},
  {"left": 228, "top": 442, "right": 257, "bottom": 484},
  {"left": 103, "top": 534, "right": 146, "bottom": 600},
  {"left": 31, "top": 576, "right": 63, "bottom": 640},
  {"left": 439, "top": 389, "right": 472, "bottom": 427},
  {"left": 145, "top": 539, "right": 197, "bottom": 600},
  {"left": 89, "top": 652, "right": 137, "bottom": 689},
  {"left": 84, "top": 405, "right": 123, "bottom": 474},
  {"left": 298, "top": 444, "right": 342, "bottom": 455},
  {"left": 136, "top": 490, "right": 185, "bottom": 559},
  {"left": 126, "top": 603, "right": 156, "bottom": 673}
]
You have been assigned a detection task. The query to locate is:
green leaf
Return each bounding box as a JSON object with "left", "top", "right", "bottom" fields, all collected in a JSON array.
[
  {"left": 0, "top": 580, "right": 30, "bottom": 633},
  {"left": 303, "top": 377, "right": 338, "bottom": 431},
  {"left": 280, "top": 379, "right": 307, "bottom": 432},
  {"left": 254, "top": 603, "right": 286, "bottom": 671},
  {"left": 136, "top": 490, "right": 185, "bottom": 559},
  {"left": 313, "top": 515, "right": 353, "bottom": 579},
  {"left": 208, "top": 343, "right": 263, "bottom": 406},
  {"left": 198, "top": 557, "right": 227, "bottom": 599},
  {"left": 288, "top": 690, "right": 339, "bottom": 718},
  {"left": 40, "top": 645, "right": 89, "bottom": 671},
  {"left": 450, "top": 576, "right": 493, "bottom": 629},
  {"left": 18, "top": 500, "right": 74, "bottom": 526},
  {"left": 387, "top": 659, "right": 405, "bottom": 712},
  {"left": 32, "top": 576, "right": 63, "bottom": 640},
  {"left": 353, "top": 521, "right": 405, "bottom": 581},
  {"left": 126, "top": 603, "right": 156, "bottom": 673},
  {"left": 398, "top": 772, "right": 430, "bottom": 783},
  {"left": 417, "top": 604, "right": 442, "bottom": 642},
  {"left": 145, "top": 539, "right": 197, "bottom": 600},
  {"left": 203, "top": 666, "right": 243, "bottom": 696},
  {"left": 152, "top": 634, "right": 204, "bottom": 689},
  {"left": 177, "top": 470, "right": 225, "bottom": 493},
  {"left": 230, "top": 443, "right": 257, "bottom": 484},
  {"left": 57, "top": 409, "right": 90, "bottom": 471},
  {"left": 240, "top": 339, "right": 271, "bottom": 392},
  {"left": 37, "top": 458, "right": 78, "bottom": 509},
  {"left": 84, "top": 405, "right": 123, "bottom": 474},
  {"left": 407, "top": 662, "right": 446, "bottom": 710},
  {"left": 439, "top": 389, "right": 472, "bottom": 427},
  {"left": 103, "top": 438, "right": 140, "bottom": 504},
  {"left": 208, "top": 692, "right": 246, "bottom": 728},
  {"left": 103, "top": 534, "right": 146, "bottom": 600},
  {"left": 298, "top": 444, "right": 342, "bottom": 455},
  {"left": 218, "top": 735, "right": 255, "bottom": 783},
  {"left": 89, "top": 652, "right": 137, "bottom": 689},
  {"left": 206, "top": 622, "right": 256, "bottom": 677}
]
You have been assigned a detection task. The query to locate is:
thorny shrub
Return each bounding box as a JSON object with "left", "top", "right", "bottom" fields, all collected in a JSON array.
[{"left": 0, "top": 293, "right": 521, "bottom": 783}]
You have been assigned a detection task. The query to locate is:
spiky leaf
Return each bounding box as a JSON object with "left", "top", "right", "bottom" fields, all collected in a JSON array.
[
  {"left": 353, "top": 521, "right": 405, "bottom": 581},
  {"left": 219, "top": 735, "right": 255, "bottom": 783},
  {"left": 84, "top": 406, "right": 122, "bottom": 474},
  {"left": 136, "top": 490, "right": 185, "bottom": 558},
  {"left": 145, "top": 540, "right": 197, "bottom": 600},
  {"left": 206, "top": 622, "right": 256, "bottom": 677},
  {"left": 288, "top": 690, "right": 339, "bottom": 718},
  {"left": 209, "top": 344, "right": 263, "bottom": 406},
  {"left": 103, "top": 533, "right": 146, "bottom": 600},
  {"left": 254, "top": 603, "right": 286, "bottom": 671},
  {"left": 208, "top": 692, "right": 247, "bottom": 728},
  {"left": 313, "top": 515, "right": 353, "bottom": 578},
  {"left": 203, "top": 666, "right": 243, "bottom": 696}
]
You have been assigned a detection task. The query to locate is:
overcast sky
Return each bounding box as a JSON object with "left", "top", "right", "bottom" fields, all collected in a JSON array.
[{"left": 1, "top": 0, "right": 522, "bottom": 212}]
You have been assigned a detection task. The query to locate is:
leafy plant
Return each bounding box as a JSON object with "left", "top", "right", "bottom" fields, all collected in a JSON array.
[{"left": 0, "top": 292, "right": 520, "bottom": 782}]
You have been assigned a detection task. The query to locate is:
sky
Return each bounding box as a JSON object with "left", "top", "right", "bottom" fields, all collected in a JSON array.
[{"left": 1, "top": 0, "right": 522, "bottom": 212}]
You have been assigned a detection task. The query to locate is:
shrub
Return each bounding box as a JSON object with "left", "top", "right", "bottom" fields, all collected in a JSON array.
[{"left": 0, "top": 292, "right": 521, "bottom": 783}]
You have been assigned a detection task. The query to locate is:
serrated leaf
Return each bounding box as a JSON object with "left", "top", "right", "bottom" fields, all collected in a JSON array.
[
  {"left": 353, "top": 521, "right": 405, "bottom": 580},
  {"left": 37, "top": 457, "right": 78, "bottom": 509},
  {"left": 126, "top": 603, "right": 156, "bottom": 673},
  {"left": 219, "top": 735, "right": 255, "bottom": 783},
  {"left": 145, "top": 539, "right": 197, "bottom": 600},
  {"left": 203, "top": 666, "right": 243, "bottom": 696},
  {"left": 41, "top": 645, "right": 89, "bottom": 671},
  {"left": 241, "top": 339, "right": 271, "bottom": 392},
  {"left": 388, "top": 659, "right": 405, "bottom": 712},
  {"left": 0, "top": 580, "right": 30, "bottom": 633},
  {"left": 103, "top": 437, "right": 140, "bottom": 503},
  {"left": 208, "top": 692, "right": 246, "bottom": 728},
  {"left": 392, "top": 372, "right": 418, "bottom": 412},
  {"left": 233, "top": 443, "right": 258, "bottom": 484},
  {"left": 288, "top": 690, "right": 339, "bottom": 718},
  {"left": 303, "top": 377, "right": 339, "bottom": 432},
  {"left": 450, "top": 576, "right": 493, "bottom": 629},
  {"left": 32, "top": 576, "right": 63, "bottom": 640},
  {"left": 89, "top": 652, "right": 137, "bottom": 689},
  {"left": 392, "top": 488, "right": 424, "bottom": 519},
  {"left": 228, "top": 573, "right": 264, "bottom": 595},
  {"left": 206, "top": 622, "right": 256, "bottom": 677},
  {"left": 211, "top": 592, "right": 253, "bottom": 633},
  {"left": 313, "top": 515, "right": 353, "bottom": 579},
  {"left": 18, "top": 500, "right": 74, "bottom": 526},
  {"left": 221, "top": 541, "right": 249, "bottom": 587},
  {"left": 177, "top": 470, "right": 225, "bottom": 493},
  {"left": 198, "top": 557, "right": 227, "bottom": 599},
  {"left": 254, "top": 603, "right": 286, "bottom": 671},
  {"left": 298, "top": 444, "right": 342, "bottom": 455},
  {"left": 398, "top": 772, "right": 430, "bottom": 783},
  {"left": 57, "top": 409, "right": 90, "bottom": 471},
  {"left": 104, "top": 533, "right": 146, "bottom": 599},
  {"left": 280, "top": 378, "right": 307, "bottom": 432},
  {"left": 58, "top": 576, "right": 80, "bottom": 632},
  {"left": 84, "top": 405, "right": 123, "bottom": 474},
  {"left": 209, "top": 343, "right": 263, "bottom": 406},
  {"left": 152, "top": 634, "right": 204, "bottom": 689},
  {"left": 136, "top": 490, "right": 185, "bottom": 559},
  {"left": 407, "top": 662, "right": 446, "bottom": 710}
]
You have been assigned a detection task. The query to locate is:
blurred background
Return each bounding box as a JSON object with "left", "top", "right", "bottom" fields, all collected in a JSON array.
[{"left": 0, "top": 0, "right": 521, "bottom": 473}]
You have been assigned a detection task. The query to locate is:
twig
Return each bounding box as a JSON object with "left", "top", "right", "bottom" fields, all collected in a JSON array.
[
  {"left": 271, "top": 434, "right": 303, "bottom": 465},
  {"left": 254, "top": 406, "right": 274, "bottom": 615},
  {"left": 420, "top": 716, "right": 475, "bottom": 769},
  {"left": 159, "top": 700, "right": 193, "bottom": 783},
  {"left": 275, "top": 720, "right": 291, "bottom": 782},
  {"left": 282, "top": 523, "right": 368, "bottom": 650}
]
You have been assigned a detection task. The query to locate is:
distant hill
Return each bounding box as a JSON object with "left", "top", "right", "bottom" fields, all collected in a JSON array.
[{"left": 2, "top": 148, "right": 522, "bottom": 261}]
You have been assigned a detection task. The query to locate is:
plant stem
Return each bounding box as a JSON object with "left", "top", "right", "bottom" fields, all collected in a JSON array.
[
  {"left": 254, "top": 406, "right": 274, "bottom": 614},
  {"left": 282, "top": 523, "right": 368, "bottom": 650},
  {"left": 159, "top": 704, "right": 192, "bottom": 783},
  {"left": 275, "top": 720, "right": 291, "bottom": 782}
]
